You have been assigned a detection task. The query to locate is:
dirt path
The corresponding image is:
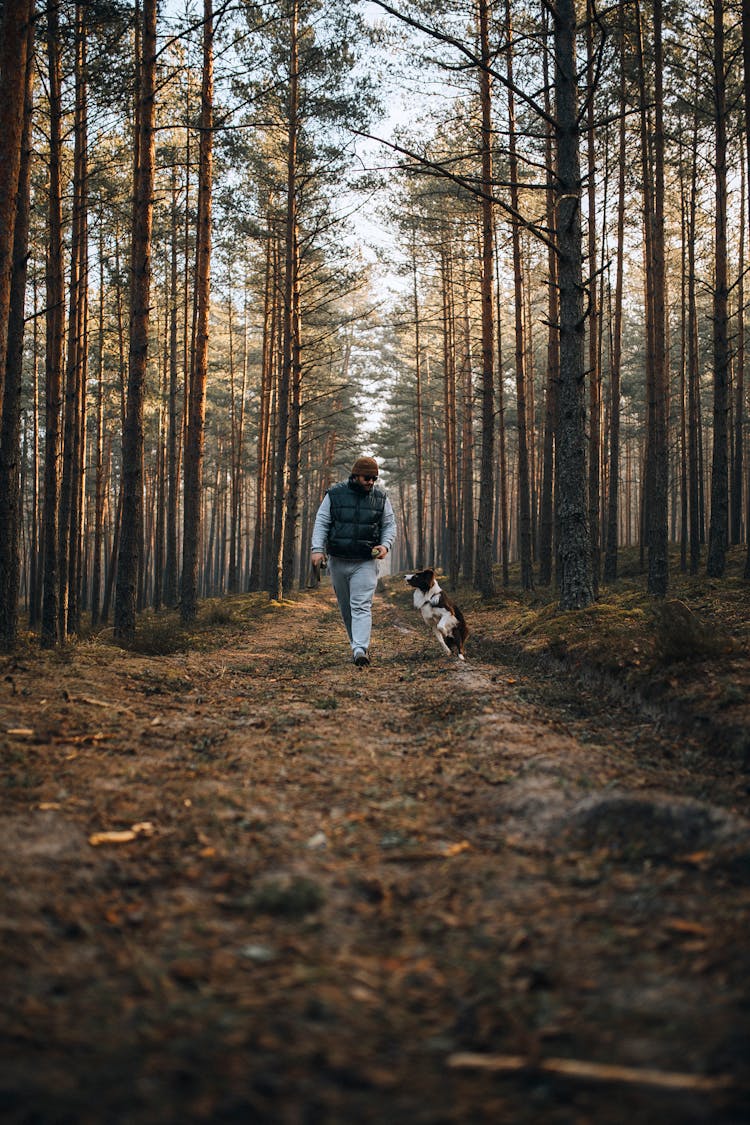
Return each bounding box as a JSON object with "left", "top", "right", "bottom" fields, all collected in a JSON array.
[{"left": 1, "top": 583, "right": 748, "bottom": 1124}]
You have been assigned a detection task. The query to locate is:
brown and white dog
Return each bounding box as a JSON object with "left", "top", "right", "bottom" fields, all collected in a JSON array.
[{"left": 405, "top": 568, "right": 468, "bottom": 660}]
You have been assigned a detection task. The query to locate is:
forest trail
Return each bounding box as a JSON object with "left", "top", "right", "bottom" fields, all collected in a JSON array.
[{"left": 1, "top": 580, "right": 749, "bottom": 1124}]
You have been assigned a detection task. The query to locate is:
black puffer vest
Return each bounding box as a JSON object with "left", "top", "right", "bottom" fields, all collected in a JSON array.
[{"left": 326, "top": 478, "right": 386, "bottom": 559}]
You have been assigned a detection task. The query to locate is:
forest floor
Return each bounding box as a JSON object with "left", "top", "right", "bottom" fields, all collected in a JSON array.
[{"left": 1, "top": 555, "right": 749, "bottom": 1124}]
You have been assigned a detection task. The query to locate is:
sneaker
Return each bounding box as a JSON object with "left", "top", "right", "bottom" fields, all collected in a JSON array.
[{"left": 353, "top": 649, "right": 370, "bottom": 667}]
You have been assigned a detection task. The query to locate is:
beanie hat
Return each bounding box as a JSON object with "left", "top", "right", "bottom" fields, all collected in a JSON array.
[{"left": 351, "top": 456, "right": 379, "bottom": 478}]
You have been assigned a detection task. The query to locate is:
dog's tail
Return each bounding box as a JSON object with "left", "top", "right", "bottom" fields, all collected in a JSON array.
[{"left": 454, "top": 604, "right": 469, "bottom": 642}]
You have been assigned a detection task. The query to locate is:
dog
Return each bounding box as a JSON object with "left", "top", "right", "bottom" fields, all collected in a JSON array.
[{"left": 405, "top": 568, "right": 468, "bottom": 660}]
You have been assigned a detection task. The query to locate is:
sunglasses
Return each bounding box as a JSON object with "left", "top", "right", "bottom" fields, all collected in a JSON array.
[{"left": 361, "top": 475, "right": 378, "bottom": 482}]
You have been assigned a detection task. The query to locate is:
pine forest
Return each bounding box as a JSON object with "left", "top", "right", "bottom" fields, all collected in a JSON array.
[
  {"left": 1, "top": 3, "right": 749, "bottom": 1122},
  {"left": 0, "top": 0, "right": 748, "bottom": 649}
]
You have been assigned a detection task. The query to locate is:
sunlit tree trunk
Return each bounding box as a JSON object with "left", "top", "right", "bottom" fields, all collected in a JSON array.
[
  {"left": 460, "top": 257, "right": 474, "bottom": 584},
  {"left": 164, "top": 171, "right": 181, "bottom": 607},
  {"left": 181, "top": 0, "right": 214, "bottom": 621},
  {"left": 91, "top": 216, "right": 106, "bottom": 627},
  {"left": 250, "top": 223, "right": 275, "bottom": 590},
  {"left": 494, "top": 234, "right": 509, "bottom": 586},
  {"left": 282, "top": 223, "right": 302, "bottom": 591},
  {"left": 41, "top": 1, "right": 65, "bottom": 648},
  {"left": 272, "top": 0, "right": 300, "bottom": 601},
  {"left": 441, "top": 237, "right": 459, "bottom": 586},
  {"left": 475, "top": 0, "right": 496, "bottom": 595},
  {"left": 505, "top": 0, "right": 533, "bottom": 591},
  {"left": 59, "top": 1, "right": 88, "bottom": 639},
  {"left": 411, "top": 243, "right": 426, "bottom": 566}
]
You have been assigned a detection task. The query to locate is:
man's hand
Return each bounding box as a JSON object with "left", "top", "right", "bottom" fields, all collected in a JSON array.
[
  {"left": 311, "top": 552, "right": 326, "bottom": 567},
  {"left": 372, "top": 545, "right": 388, "bottom": 560}
]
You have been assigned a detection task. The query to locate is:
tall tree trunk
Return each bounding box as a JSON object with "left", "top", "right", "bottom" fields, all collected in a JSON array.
[
  {"left": 250, "top": 222, "right": 275, "bottom": 590},
  {"left": 687, "top": 50, "right": 701, "bottom": 575},
  {"left": 91, "top": 213, "right": 106, "bottom": 627},
  {"left": 554, "top": 0, "right": 594, "bottom": 609},
  {"left": 707, "top": 0, "right": 729, "bottom": 577},
  {"left": 282, "top": 223, "right": 302, "bottom": 591},
  {"left": 0, "top": 10, "right": 34, "bottom": 650},
  {"left": 603, "top": 10, "right": 626, "bottom": 583},
  {"left": 743, "top": 0, "right": 750, "bottom": 579},
  {"left": 586, "top": 0, "right": 601, "bottom": 593},
  {"left": 41, "top": 1, "right": 65, "bottom": 648},
  {"left": 58, "top": 1, "right": 88, "bottom": 639},
  {"left": 635, "top": 0, "right": 669, "bottom": 595},
  {"left": 273, "top": 0, "right": 299, "bottom": 601},
  {"left": 732, "top": 146, "right": 745, "bottom": 547},
  {"left": 494, "top": 232, "right": 509, "bottom": 585},
  {"left": 505, "top": 0, "right": 533, "bottom": 591},
  {"left": 475, "top": 0, "right": 496, "bottom": 595},
  {"left": 441, "top": 238, "right": 459, "bottom": 586},
  {"left": 538, "top": 1, "right": 558, "bottom": 587},
  {"left": 460, "top": 256, "right": 474, "bottom": 584},
  {"left": 164, "top": 170, "right": 181, "bottom": 606},
  {"left": 29, "top": 275, "right": 41, "bottom": 627},
  {"left": 181, "top": 0, "right": 214, "bottom": 621},
  {"left": 114, "top": 0, "right": 157, "bottom": 643},
  {"left": 411, "top": 243, "right": 426, "bottom": 566},
  {"left": 0, "top": 0, "right": 34, "bottom": 410}
]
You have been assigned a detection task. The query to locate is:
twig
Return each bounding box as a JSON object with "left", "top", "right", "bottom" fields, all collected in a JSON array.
[{"left": 446, "top": 1053, "right": 733, "bottom": 1092}]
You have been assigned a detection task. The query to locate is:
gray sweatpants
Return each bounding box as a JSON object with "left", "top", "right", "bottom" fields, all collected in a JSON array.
[{"left": 327, "top": 555, "right": 378, "bottom": 655}]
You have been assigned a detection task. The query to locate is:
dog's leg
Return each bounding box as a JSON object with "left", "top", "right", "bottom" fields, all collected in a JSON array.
[
  {"left": 444, "top": 633, "right": 466, "bottom": 661},
  {"left": 432, "top": 625, "right": 452, "bottom": 656}
]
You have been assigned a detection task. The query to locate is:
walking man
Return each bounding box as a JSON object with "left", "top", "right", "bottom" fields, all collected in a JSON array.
[{"left": 311, "top": 456, "right": 396, "bottom": 666}]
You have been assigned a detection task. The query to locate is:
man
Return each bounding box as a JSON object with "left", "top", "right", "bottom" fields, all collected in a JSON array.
[{"left": 311, "top": 456, "right": 396, "bottom": 666}]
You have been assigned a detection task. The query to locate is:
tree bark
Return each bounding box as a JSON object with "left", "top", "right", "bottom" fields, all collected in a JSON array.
[
  {"left": 41, "top": 1, "right": 65, "bottom": 648},
  {"left": 180, "top": 0, "right": 214, "bottom": 622},
  {"left": 603, "top": 9, "right": 626, "bottom": 584},
  {"left": 505, "top": 0, "right": 533, "bottom": 591},
  {"left": 475, "top": 0, "right": 496, "bottom": 596},
  {"left": 114, "top": 0, "right": 157, "bottom": 643},
  {"left": 586, "top": 0, "right": 601, "bottom": 593},
  {"left": 272, "top": 0, "right": 300, "bottom": 601},
  {"left": 538, "top": 1, "right": 558, "bottom": 587},
  {"left": 0, "top": 0, "right": 34, "bottom": 410},
  {"left": 0, "top": 10, "right": 34, "bottom": 650},
  {"left": 553, "top": 0, "right": 594, "bottom": 609},
  {"left": 707, "top": 0, "right": 729, "bottom": 577}
]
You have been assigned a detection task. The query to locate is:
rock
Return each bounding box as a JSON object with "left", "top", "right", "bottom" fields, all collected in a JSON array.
[
  {"left": 251, "top": 874, "right": 325, "bottom": 917},
  {"left": 562, "top": 792, "right": 749, "bottom": 862}
]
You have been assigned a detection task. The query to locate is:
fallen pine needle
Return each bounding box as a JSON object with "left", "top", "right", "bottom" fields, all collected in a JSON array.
[
  {"left": 69, "top": 695, "right": 135, "bottom": 717},
  {"left": 446, "top": 1053, "right": 732, "bottom": 1092}
]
